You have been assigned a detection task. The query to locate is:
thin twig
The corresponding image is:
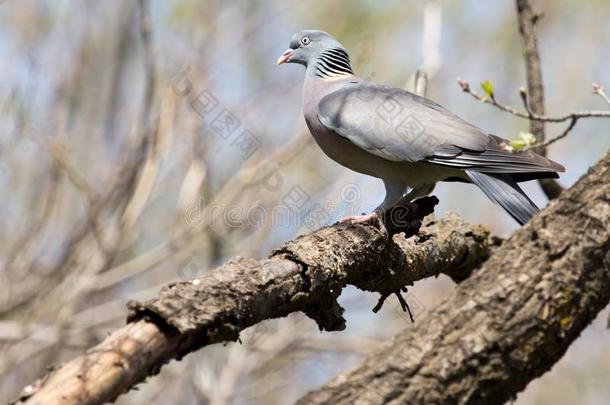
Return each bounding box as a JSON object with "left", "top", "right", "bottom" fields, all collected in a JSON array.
[
  {"left": 519, "top": 86, "right": 534, "bottom": 116},
  {"left": 458, "top": 78, "right": 607, "bottom": 154},
  {"left": 526, "top": 117, "right": 578, "bottom": 151},
  {"left": 458, "top": 79, "right": 610, "bottom": 123},
  {"left": 22, "top": 131, "right": 109, "bottom": 253},
  {"left": 593, "top": 83, "right": 610, "bottom": 105},
  {"left": 3, "top": 160, "right": 61, "bottom": 272}
]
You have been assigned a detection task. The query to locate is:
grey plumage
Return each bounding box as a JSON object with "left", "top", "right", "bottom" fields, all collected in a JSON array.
[
  {"left": 317, "top": 84, "right": 490, "bottom": 162},
  {"left": 278, "top": 29, "right": 564, "bottom": 226},
  {"left": 466, "top": 170, "right": 540, "bottom": 225}
]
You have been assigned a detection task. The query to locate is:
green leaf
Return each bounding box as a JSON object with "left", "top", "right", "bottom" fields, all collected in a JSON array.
[
  {"left": 481, "top": 80, "right": 495, "bottom": 99},
  {"left": 509, "top": 132, "right": 536, "bottom": 151},
  {"left": 509, "top": 140, "right": 526, "bottom": 151},
  {"left": 519, "top": 131, "right": 536, "bottom": 146}
]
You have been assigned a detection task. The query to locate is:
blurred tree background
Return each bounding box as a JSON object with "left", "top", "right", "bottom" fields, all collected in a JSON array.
[{"left": 0, "top": 0, "right": 608, "bottom": 404}]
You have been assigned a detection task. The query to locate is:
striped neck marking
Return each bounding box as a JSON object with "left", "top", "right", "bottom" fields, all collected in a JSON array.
[{"left": 314, "top": 47, "right": 354, "bottom": 79}]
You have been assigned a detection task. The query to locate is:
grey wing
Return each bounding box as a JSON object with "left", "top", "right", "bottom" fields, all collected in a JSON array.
[
  {"left": 316, "top": 83, "right": 489, "bottom": 163},
  {"left": 317, "top": 83, "right": 564, "bottom": 175},
  {"left": 428, "top": 134, "right": 564, "bottom": 176}
]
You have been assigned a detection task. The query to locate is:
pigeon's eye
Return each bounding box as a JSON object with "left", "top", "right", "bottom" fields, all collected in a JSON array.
[{"left": 300, "top": 36, "right": 311, "bottom": 46}]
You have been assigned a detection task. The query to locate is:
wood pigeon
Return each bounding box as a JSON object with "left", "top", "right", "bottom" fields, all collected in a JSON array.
[{"left": 277, "top": 30, "right": 564, "bottom": 228}]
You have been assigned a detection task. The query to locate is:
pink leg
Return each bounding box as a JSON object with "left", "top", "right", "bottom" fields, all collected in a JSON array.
[
  {"left": 337, "top": 211, "right": 388, "bottom": 237},
  {"left": 337, "top": 211, "right": 380, "bottom": 225}
]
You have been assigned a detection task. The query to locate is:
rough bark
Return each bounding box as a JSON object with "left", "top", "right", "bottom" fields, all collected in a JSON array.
[
  {"left": 299, "top": 152, "right": 610, "bottom": 404},
  {"left": 516, "top": 0, "right": 563, "bottom": 199},
  {"left": 14, "top": 199, "right": 492, "bottom": 405}
]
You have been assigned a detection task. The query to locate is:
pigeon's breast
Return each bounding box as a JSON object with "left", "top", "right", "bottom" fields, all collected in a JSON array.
[{"left": 302, "top": 85, "right": 393, "bottom": 178}]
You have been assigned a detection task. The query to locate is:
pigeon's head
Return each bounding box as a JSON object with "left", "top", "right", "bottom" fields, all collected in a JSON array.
[{"left": 277, "top": 30, "right": 352, "bottom": 76}]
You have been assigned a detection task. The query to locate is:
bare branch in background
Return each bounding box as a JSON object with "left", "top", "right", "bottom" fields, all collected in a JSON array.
[
  {"left": 0, "top": 0, "right": 162, "bottom": 387},
  {"left": 408, "top": 0, "right": 442, "bottom": 90},
  {"left": 3, "top": 161, "right": 60, "bottom": 272},
  {"left": 28, "top": 133, "right": 109, "bottom": 251},
  {"left": 413, "top": 70, "right": 429, "bottom": 98},
  {"left": 514, "top": 0, "right": 563, "bottom": 199}
]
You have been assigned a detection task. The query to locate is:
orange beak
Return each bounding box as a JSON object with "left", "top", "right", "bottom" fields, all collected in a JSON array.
[{"left": 276, "top": 49, "right": 294, "bottom": 65}]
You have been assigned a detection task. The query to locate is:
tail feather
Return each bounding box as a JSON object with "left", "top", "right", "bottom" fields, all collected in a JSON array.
[{"left": 466, "top": 170, "right": 540, "bottom": 225}]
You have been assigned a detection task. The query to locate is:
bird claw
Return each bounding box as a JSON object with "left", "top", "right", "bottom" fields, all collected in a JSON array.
[
  {"left": 337, "top": 212, "right": 378, "bottom": 224},
  {"left": 337, "top": 212, "right": 388, "bottom": 238}
]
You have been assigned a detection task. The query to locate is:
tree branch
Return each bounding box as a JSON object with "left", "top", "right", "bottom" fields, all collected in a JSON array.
[
  {"left": 456, "top": 80, "right": 609, "bottom": 156},
  {"left": 299, "top": 151, "right": 610, "bottom": 404},
  {"left": 14, "top": 199, "right": 493, "bottom": 404},
  {"left": 515, "top": 0, "right": 560, "bottom": 199},
  {"left": 457, "top": 79, "right": 610, "bottom": 123}
]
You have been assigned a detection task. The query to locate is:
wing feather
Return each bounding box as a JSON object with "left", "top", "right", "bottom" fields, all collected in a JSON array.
[
  {"left": 316, "top": 83, "right": 564, "bottom": 175},
  {"left": 317, "top": 83, "right": 488, "bottom": 162}
]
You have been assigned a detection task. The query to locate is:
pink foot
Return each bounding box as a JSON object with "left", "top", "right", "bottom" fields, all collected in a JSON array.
[
  {"left": 337, "top": 212, "right": 388, "bottom": 237},
  {"left": 338, "top": 212, "right": 379, "bottom": 225}
]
